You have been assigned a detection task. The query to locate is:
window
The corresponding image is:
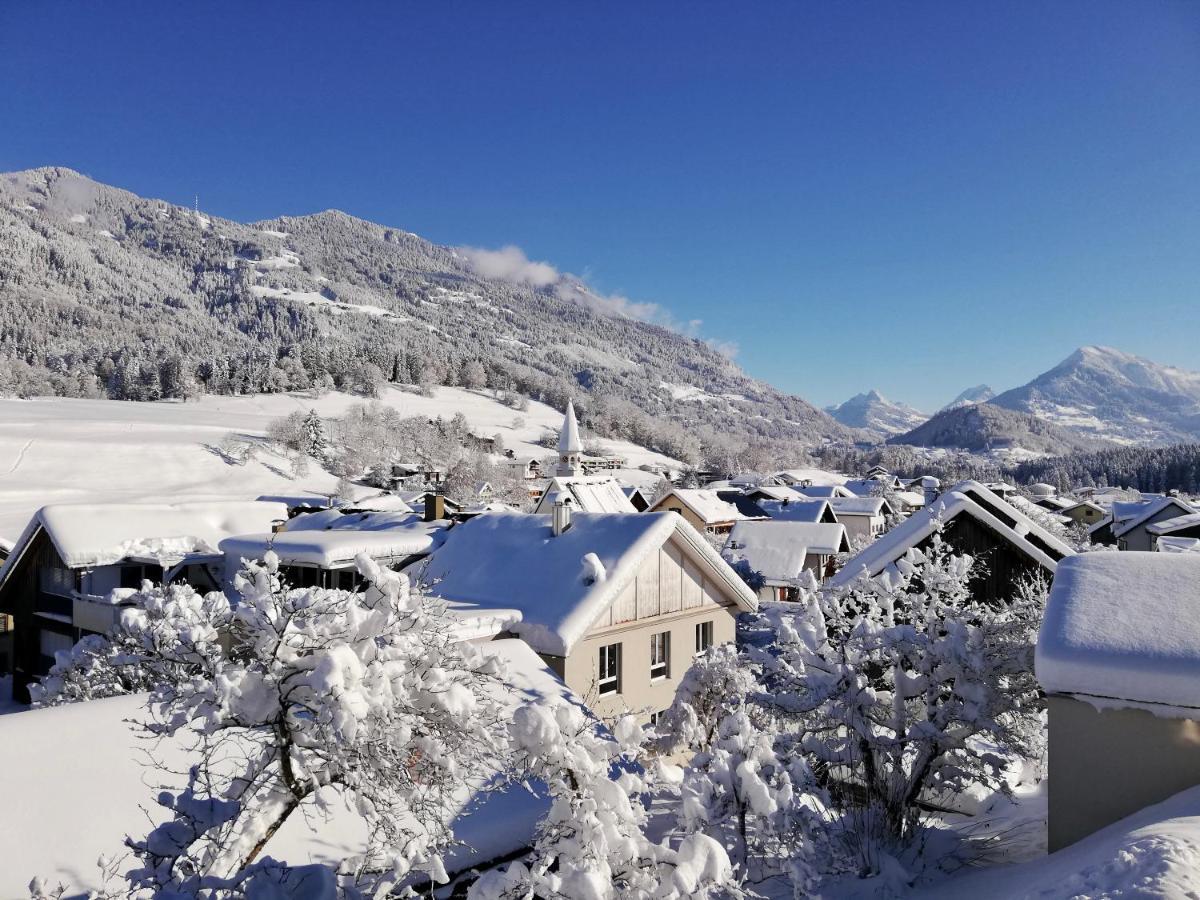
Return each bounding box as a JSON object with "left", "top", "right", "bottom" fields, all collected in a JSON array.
[
  {"left": 649, "top": 710, "right": 666, "bottom": 727},
  {"left": 119, "top": 563, "right": 163, "bottom": 590},
  {"left": 695, "top": 620, "right": 714, "bottom": 654},
  {"left": 650, "top": 631, "right": 670, "bottom": 681},
  {"left": 38, "top": 563, "right": 75, "bottom": 597},
  {"left": 598, "top": 642, "right": 621, "bottom": 695}
]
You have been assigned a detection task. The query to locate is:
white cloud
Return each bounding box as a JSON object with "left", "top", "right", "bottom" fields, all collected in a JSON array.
[
  {"left": 460, "top": 242, "right": 736, "bottom": 357},
  {"left": 459, "top": 244, "right": 560, "bottom": 288}
]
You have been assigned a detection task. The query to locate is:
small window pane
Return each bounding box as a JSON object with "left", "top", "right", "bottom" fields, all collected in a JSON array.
[
  {"left": 598, "top": 643, "right": 621, "bottom": 695},
  {"left": 650, "top": 631, "right": 670, "bottom": 680}
]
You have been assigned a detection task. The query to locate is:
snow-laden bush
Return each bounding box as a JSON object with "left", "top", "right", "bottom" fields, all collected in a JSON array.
[
  {"left": 33, "top": 552, "right": 512, "bottom": 897},
  {"left": 469, "top": 701, "right": 738, "bottom": 900},
  {"left": 757, "top": 532, "right": 1045, "bottom": 877}
]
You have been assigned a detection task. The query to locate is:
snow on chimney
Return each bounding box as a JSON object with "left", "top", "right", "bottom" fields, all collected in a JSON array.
[{"left": 552, "top": 493, "right": 574, "bottom": 536}]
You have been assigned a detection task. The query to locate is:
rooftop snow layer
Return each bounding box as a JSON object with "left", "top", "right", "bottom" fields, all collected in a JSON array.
[
  {"left": 723, "top": 521, "right": 817, "bottom": 585},
  {"left": 221, "top": 510, "right": 448, "bottom": 568},
  {"left": 419, "top": 511, "right": 755, "bottom": 656},
  {"left": 1148, "top": 513, "right": 1200, "bottom": 536},
  {"left": 9, "top": 501, "right": 289, "bottom": 570},
  {"left": 756, "top": 498, "right": 832, "bottom": 524},
  {"left": 657, "top": 488, "right": 748, "bottom": 525},
  {"left": 1036, "top": 553, "right": 1200, "bottom": 708}
]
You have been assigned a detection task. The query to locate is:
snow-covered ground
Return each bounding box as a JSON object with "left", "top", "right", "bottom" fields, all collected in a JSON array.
[{"left": 0, "top": 386, "right": 677, "bottom": 541}]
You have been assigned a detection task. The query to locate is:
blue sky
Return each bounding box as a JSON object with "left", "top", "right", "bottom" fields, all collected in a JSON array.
[{"left": 2, "top": 2, "right": 1197, "bottom": 410}]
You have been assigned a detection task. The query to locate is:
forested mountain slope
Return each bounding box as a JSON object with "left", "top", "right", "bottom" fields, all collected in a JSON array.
[
  {"left": 0, "top": 167, "right": 858, "bottom": 464},
  {"left": 889, "top": 402, "right": 1103, "bottom": 456}
]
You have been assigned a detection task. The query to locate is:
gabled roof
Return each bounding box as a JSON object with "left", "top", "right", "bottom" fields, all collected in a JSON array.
[
  {"left": 653, "top": 488, "right": 748, "bottom": 525},
  {"left": 1158, "top": 536, "right": 1200, "bottom": 554},
  {"left": 418, "top": 511, "right": 758, "bottom": 656},
  {"left": 949, "top": 481, "right": 1074, "bottom": 559},
  {"left": 1063, "top": 500, "right": 1105, "bottom": 516},
  {"left": 828, "top": 496, "right": 890, "bottom": 517},
  {"left": 794, "top": 484, "right": 855, "bottom": 499},
  {"left": 827, "top": 487, "right": 1071, "bottom": 590},
  {"left": 0, "top": 501, "right": 289, "bottom": 579},
  {"left": 1036, "top": 553, "right": 1200, "bottom": 708},
  {"left": 723, "top": 521, "right": 816, "bottom": 586},
  {"left": 756, "top": 498, "right": 834, "bottom": 524},
  {"left": 221, "top": 509, "right": 449, "bottom": 569},
  {"left": 533, "top": 475, "right": 637, "bottom": 514},
  {"left": 1112, "top": 497, "right": 1197, "bottom": 539},
  {"left": 772, "top": 468, "right": 849, "bottom": 488},
  {"left": 723, "top": 520, "right": 847, "bottom": 585},
  {"left": 1147, "top": 512, "right": 1200, "bottom": 536}
]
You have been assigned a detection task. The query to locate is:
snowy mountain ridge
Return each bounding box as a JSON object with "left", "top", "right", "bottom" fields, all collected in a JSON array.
[
  {"left": 942, "top": 384, "right": 996, "bottom": 410},
  {"left": 992, "top": 346, "right": 1200, "bottom": 445}
]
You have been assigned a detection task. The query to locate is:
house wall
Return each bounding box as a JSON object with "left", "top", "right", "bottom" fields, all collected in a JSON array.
[
  {"left": 835, "top": 513, "right": 883, "bottom": 544},
  {"left": 1120, "top": 505, "right": 1195, "bottom": 552},
  {"left": 1048, "top": 694, "right": 1200, "bottom": 851},
  {"left": 559, "top": 538, "right": 739, "bottom": 721},
  {"left": 932, "top": 514, "right": 1048, "bottom": 604},
  {"left": 651, "top": 498, "right": 708, "bottom": 534},
  {"left": 1065, "top": 505, "right": 1106, "bottom": 527}
]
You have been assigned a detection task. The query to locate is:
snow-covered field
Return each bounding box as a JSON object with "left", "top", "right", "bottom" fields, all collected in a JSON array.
[{"left": 0, "top": 386, "right": 677, "bottom": 541}]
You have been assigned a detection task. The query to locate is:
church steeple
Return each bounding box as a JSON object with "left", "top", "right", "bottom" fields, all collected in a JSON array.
[{"left": 557, "top": 400, "right": 583, "bottom": 476}]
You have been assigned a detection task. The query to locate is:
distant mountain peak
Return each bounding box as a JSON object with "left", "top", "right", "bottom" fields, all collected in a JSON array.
[
  {"left": 992, "top": 347, "right": 1200, "bottom": 446},
  {"left": 826, "top": 390, "right": 926, "bottom": 437},
  {"left": 942, "top": 384, "right": 995, "bottom": 410}
]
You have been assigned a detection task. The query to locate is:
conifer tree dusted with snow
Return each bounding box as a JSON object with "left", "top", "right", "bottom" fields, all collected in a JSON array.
[
  {"left": 299, "top": 408, "right": 329, "bottom": 463},
  {"left": 33, "top": 553, "right": 511, "bottom": 897}
]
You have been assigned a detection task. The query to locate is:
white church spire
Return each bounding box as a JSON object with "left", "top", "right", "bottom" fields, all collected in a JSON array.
[{"left": 557, "top": 400, "right": 583, "bottom": 475}]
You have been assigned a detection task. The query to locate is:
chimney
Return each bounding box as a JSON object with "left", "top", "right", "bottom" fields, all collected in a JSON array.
[
  {"left": 425, "top": 491, "right": 446, "bottom": 522},
  {"left": 552, "top": 494, "right": 573, "bottom": 536},
  {"left": 922, "top": 476, "right": 941, "bottom": 507}
]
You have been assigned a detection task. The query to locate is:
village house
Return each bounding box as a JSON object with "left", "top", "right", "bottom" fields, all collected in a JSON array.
[
  {"left": 827, "top": 496, "right": 893, "bottom": 543},
  {"left": 1110, "top": 496, "right": 1197, "bottom": 551},
  {"left": 1036, "top": 552, "right": 1200, "bottom": 851},
  {"left": 722, "top": 519, "right": 850, "bottom": 598},
  {"left": 827, "top": 481, "right": 1073, "bottom": 604},
  {"left": 1144, "top": 511, "right": 1200, "bottom": 551},
  {"left": 416, "top": 506, "right": 758, "bottom": 723},
  {"left": 532, "top": 402, "right": 637, "bottom": 515},
  {"left": 1061, "top": 500, "right": 1107, "bottom": 528},
  {"left": 753, "top": 497, "right": 839, "bottom": 525},
  {"left": 647, "top": 488, "right": 750, "bottom": 535},
  {"left": 221, "top": 503, "right": 452, "bottom": 593},
  {"left": 0, "top": 501, "right": 288, "bottom": 702}
]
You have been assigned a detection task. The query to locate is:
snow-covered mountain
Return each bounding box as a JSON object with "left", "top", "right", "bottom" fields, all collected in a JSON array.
[
  {"left": 0, "top": 167, "right": 857, "bottom": 455},
  {"left": 991, "top": 346, "right": 1200, "bottom": 445},
  {"left": 824, "top": 390, "right": 927, "bottom": 436},
  {"left": 889, "top": 402, "right": 1102, "bottom": 458},
  {"left": 942, "top": 384, "right": 995, "bottom": 410}
]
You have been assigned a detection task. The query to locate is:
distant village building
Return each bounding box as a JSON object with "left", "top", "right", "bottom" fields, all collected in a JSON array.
[
  {"left": 418, "top": 509, "right": 758, "bottom": 722},
  {"left": 828, "top": 481, "right": 1072, "bottom": 604},
  {"left": 532, "top": 402, "right": 637, "bottom": 515},
  {"left": 1037, "top": 553, "right": 1200, "bottom": 851},
  {"left": 1110, "top": 497, "right": 1197, "bottom": 551},
  {"left": 647, "top": 488, "right": 749, "bottom": 535},
  {"left": 1147, "top": 513, "right": 1200, "bottom": 550},
  {"left": 722, "top": 520, "right": 850, "bottom": 597},
  {"left": 1061, "top": 500, "right": 1107, "bottom": 528},
  {"left": 0, "top": 501, "right": 288, "bottom": 702},
  {"left": 827, "top": 496, "right": 893, "bottom": 542}
]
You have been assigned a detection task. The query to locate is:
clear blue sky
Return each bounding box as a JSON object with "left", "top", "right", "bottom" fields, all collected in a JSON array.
[{"left": 2, "top": 2, "right": 1198, "bottom": 410}]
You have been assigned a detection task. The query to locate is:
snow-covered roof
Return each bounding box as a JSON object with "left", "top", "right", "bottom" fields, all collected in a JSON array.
[
  {"left": 1158, "top": 536, "right": 1200, "bottom": 554},
  {"left": 1036, "top": 553, "right": 1200, "bottom": 710},
  {"left": 1029, "top": 482, "right": 1057, "bottom": 497},
  {"left": 1040, "top": 495, "right": 1077, "bottom": 511},
  {"left": 1147, "top": 512, "right": 1200, "bottom": 536},
  {"left": 0, "top": 639, "right": 582, "bottom": 898},
  {"left": 255, "top": 492, "right": 336, "bottom": 510},
  {"left": 951, "top": 481, "right": 1075, "bottom": 556},
  {"left": 844, "top": 478, "right": 895, "bottom": 496},
  {"left": 0, "top": 501, "right": 290, "bottom": 575},
  {"left": 722, "top": 521, "right": 826, "bottom": 585},
  {"left": 756, "top": 498, "right": 832, "bottom": 524},
  {"left": 533, "top": 475, "right": 637, "bottom": 514},
  {"left": 828, "top": 484, "right": 1070, "bottom": 590},
  {"left": 793, "top": 484, "right": 855, "bottom": 499},
  {"left": 745, "top": 485, "right": 805, "bottom": 502},
  {"left": 1112, "top": 497, "right": 1196, "bottom": 538},
  {"left": 341, "top": 491, "right": 416, "bottom": 513},
  {"left": 828, "top": 496, "right": 888, "bottom": 517},
  {"left": 419, "top": 511, "right": 757, "bottom": 656},
  {"left": 221, "top": 509, "right": 449, "bottom": 569},
  {"left": 894, "top": 490, "right": 926, "bottom": 508},
  {"left": 772, "top": 468, "right": 849, "bottom": 488},
  {"left": 654, "top": 489, "right": 750, "bottom": 525},
  {"left": 558, "top": 400, "right": 582, "bottom": 454}
]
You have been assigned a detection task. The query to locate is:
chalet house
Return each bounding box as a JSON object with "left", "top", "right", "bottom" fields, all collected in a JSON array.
[
  {"left": 532, "top": 402, "right": 636, "bottom": 515},
  {"left": 417, "top": 508, "right": 758, "bottom": 723},
  {"left": 1061, "top": 500, "right": 1107, "bottom": 528},
  {"left": 891, "top": 490, "right": 927, "bottom": 514},
  {"left": 505, "top": 456, "right": 542, "bottom": 481},
  {"left": 221, "top": 505, "right": 451, "bottom": 593},
  {"left": 0, "top": 501, "right": 288, "bottom": 702},
  {"left": 1146, "top": 512, "right": 1200, "bottom": 550},
  {"left": 1036, "top": 553, "right": 1200, "bottom": 851},
  {"left": 389, "top": 462, "right": 444, "bottom": 490},
  {"left": 827, "top": 496, "right": 893, "bottom": 543},
  {"left": 1111, "top": 497, "right": 1197, "bottom": 551},
  {"left": 647, "top": 488, "right": 749, "bottom": 535},
  {"left": 723, "top": 520, "right": 850, "bottom": 598},
  {"left": 828, "top": 481, "right": 1073, "bottom": 604}
]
